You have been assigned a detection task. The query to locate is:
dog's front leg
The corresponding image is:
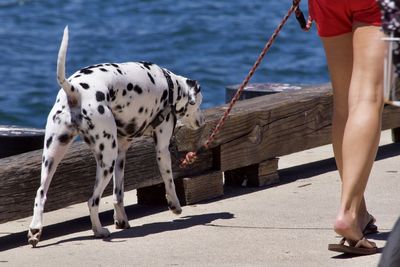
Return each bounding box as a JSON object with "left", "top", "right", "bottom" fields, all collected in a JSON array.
[{"left": 153, "top": 118, "right": 182, "bottom": 215}]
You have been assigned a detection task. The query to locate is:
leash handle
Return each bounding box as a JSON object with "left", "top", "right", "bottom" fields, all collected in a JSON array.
[{"left": 293, "top": 0, "right": 313, "bottom": 31}]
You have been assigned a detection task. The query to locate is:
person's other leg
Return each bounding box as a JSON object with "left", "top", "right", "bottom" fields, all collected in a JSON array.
[
  {"left": 334, "top": 23, "right": 385, "bottom": 241},
  {"left": 321, "top": 31, "right": 375, "bottom": 235}
]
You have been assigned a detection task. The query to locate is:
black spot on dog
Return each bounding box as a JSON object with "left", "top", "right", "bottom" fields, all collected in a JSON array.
[
  {"left": 125, "top": 121, "right": 138, "bottom": 135},
  {"left": 109, "top": 88, "right": 116, "bottom": 98},
  {"left": 46, "top": 136, "right": 53, "bottom": 149},
  {"left": 80, "top": 83, "right": 90, "bottom": 89},
  {"left": 109, "top": 166, "right": 114, "bottom": 174},
  {"left": 122, "top": 90, "right": 127, "bottom": 96},
  {"left": 83, "top": 136, "right": 91, "bottom": 145},
  {"left": 100, "top": 68, "right": 108, "bottom": 72},
  {"left": 40, "top": 190, "right": 44, "bottom": 198},
  {"left": 103, "top": 131, "right": 112, "bottom": 139},
  {"left": 117, "top": 69, "right": 123, "bottom": 75},
  {"left": 80, "top": 69, "right": 93, "bottom": 75},
  {"left": 166, "top": 113, "right": 170, "bottom": 122},
  {"left": 74, "top": 74, "right": 81, "bottom": 79},
  {"left": 139, "top": 107, "right": 144, "bottom": 113},
  {"left": 153, "top": 133, "right": 158, "bottom": 144},
  {"left": 48, "top": 160, "right": 53, "bottom": 173},
  {"left": 112, "top": 139, "right": 116, "bottom": 148},
  {"left": 115, "top": 119, "right": 124, "bottom": 128},
  {"left": 45, "top": 160, "right": 49, "bottom": 167},
  {"left": 97, "top": 105, "right": 105, "bottom": 114},
  {"left": 103, "top": 170, "right": 108, "bottom": 177},
  {"left": 134, "top": 85, "right": 143, "bottom": 94},
  {"left": 58, "top": 133, "right": 71, "bottom": 144},
  {"left": 99, "top": 143, "right": 104, "bottom": 151},
  {"left": 92, "top": 197, "right": 100, "bottom": 207},
  {"left": 119, "top": 160, "right": 124, "bottom": 170},
  {"left": 96, "top": 91, "right": 105, "bottom": 102},
  {"left": 127, "top": 83, "right": 133, "bottom": 91},
  {"left": 140, "top": 61, "right": 153, "bottom": 70},
  {"left": 157, "top": 157, "right": 161, "bottom": 161},
  {"left": 147, "top": 72, "right": 155, "bottom": 84},
  {"left": 71, "top": 86, "right": 75, "bottom": 92},
  {"left": 160, "top": 90, "right": 168, "bottom": 102},
  {"left": 111, "top": 63, "right": 119, "bottom": 68},
  {"left": 82, "top": 109, "right": 87, "bottom": 115}
]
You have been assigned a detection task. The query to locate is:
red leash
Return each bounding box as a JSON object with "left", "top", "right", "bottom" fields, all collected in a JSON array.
[{"left": 181, "top": 0, "right": 312, "bottom": 166}]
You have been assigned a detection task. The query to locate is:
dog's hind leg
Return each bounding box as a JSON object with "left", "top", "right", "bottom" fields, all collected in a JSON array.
[
  {"left": 82, "top": 106, "right": 118, "bottom": 238},
  {"left": 153, "top": 116, "right": 182, "bottom": 215},
  {"left": 28, "top": 111, "right": 76, "bottom": 247},
  {"left": 112, "top": 138, "right": 131, "bottom": 229}
]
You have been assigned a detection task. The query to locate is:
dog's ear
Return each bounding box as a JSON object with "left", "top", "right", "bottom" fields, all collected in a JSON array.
[
  {"left": 186, "top": 79, "right": 199, "bottom": 105},
  {"left": 186, "top": 79, "right": 201, "bottom": 94}
]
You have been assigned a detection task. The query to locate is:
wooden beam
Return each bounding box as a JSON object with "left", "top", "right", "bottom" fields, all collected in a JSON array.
[
  {"left": 2, "top": 83, "right": 400, "bottom": 223},
  {"left": 0, "top": 138, "right": 213, "bottom": 223},
  {"left": 175, "top": 84, "right": 400, "bottom": 171}
]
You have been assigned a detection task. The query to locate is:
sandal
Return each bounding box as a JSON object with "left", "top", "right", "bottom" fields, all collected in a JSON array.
[
  {"left": 363, "top": 218, "right": 378, "bottom": 235},
  {"left": 328, "top": 237, "right": 378, "bottom": 255}
]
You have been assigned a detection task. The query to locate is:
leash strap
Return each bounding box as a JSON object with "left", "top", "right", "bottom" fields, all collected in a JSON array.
[{"left": 181, "top": 0, "right": 306, "bottom": 166}]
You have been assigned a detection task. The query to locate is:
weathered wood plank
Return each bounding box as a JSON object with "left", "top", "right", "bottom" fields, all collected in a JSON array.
[
  {"left": 181, "top": 171, "right": 224, "bottom": 205},
  {"left": 175, "top": 84, "right": 334, "bottom": 153},
  {"left": 220, "top": 100, "right": 400, "bottom": 171},
  {"left": 2, "top": 83, "right": 400, "bottom": 223},
  {"left": 0, "top": 137, "right": 213, "bottom": 223}
]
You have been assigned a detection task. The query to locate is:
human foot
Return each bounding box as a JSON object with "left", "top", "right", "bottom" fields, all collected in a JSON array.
[{"left": 334, "top": 213, "right": 363, "bottom": 241}]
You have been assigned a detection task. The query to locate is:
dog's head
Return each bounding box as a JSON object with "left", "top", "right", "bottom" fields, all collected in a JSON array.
[{"left": 175, "top": 78, "right": 204, "bottom": 130}]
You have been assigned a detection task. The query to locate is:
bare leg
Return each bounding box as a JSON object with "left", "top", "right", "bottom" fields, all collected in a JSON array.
[
  {"left": 322, "top": 23, "right": 385, "bottom": 242},
  {"left": 321, "top": 31, "right": 373, "bottom": 232}
]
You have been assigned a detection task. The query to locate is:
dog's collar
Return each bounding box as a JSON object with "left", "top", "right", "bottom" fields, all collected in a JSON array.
[
  {"left": 162, "top": 68, "right": 174, "bottom": 105},
  {"left": 148, "top": 69, "right": 176, "bottom": 130}
]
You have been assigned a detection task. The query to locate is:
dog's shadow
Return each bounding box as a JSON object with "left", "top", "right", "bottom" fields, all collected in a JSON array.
[
  {"left": 0, "top": 205, "right": 234, "bottom": 251},
  {"left": 40, "top": 212, "right": 234, "bottom": 248}
]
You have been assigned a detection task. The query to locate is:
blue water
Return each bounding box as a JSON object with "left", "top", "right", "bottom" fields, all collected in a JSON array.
[{"left": 0, "top": 0, "right": 329, "bottom": 128}]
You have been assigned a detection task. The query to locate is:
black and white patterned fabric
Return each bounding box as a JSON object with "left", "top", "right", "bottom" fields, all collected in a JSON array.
[
  {"left": 378, "top": 0, "right": 400, "bottom": 35},
  {"left": 378, "top": 0, "right": 400, "bottom": 74}
]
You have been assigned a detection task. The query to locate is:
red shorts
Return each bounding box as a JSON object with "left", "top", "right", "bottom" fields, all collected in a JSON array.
[{"left": 308, "top": 0, "right": 382, "bottom": 37}]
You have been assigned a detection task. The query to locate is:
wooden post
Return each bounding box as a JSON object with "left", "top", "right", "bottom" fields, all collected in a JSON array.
[
  {"left": 224, "top": 158, "right": 279, "bottom": 187},
  {"left": 137, "top": 171, "right": 223, "bottom": 206}
]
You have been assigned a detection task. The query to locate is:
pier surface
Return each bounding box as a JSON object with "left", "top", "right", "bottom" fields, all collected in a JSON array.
[{"left": 1, "top": 130, "right": 399, "bottom": 267}]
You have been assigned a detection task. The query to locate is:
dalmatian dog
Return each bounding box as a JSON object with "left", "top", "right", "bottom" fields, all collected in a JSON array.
[{"left": 27, "top": 26, "right": 204, "bottom": 247}]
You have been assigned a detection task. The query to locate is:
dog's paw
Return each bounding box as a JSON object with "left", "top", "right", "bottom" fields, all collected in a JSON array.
[
  {"left": 115, "top": 220, "right": 131, "bottom": 230},
  {"left": 168, "top": 201, "right": 182, "bottom": 215},
  {"left": 93, "top": 227, "right": 110, "bottom": 238},
  {"left": 27, "top": 228, "right": 42, "bottom": 248}
]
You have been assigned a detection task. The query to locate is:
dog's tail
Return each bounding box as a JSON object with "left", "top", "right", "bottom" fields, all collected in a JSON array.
[{"left": 57, "top": 26, "right": 77, "bottom": 103}]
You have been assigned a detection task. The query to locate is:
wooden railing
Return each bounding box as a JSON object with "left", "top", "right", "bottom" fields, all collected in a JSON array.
[{"left": 1, "top": 83, "right": 400, "bottom": 223}]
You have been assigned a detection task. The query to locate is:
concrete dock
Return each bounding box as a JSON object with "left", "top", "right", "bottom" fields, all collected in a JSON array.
[{"left": 1, "top": 130, "right": 399, "bottom": 267}]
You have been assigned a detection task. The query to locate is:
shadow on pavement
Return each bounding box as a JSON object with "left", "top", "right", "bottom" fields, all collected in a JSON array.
[{"left": 0, "top": 205, "right": 234, "bottom": 251}]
